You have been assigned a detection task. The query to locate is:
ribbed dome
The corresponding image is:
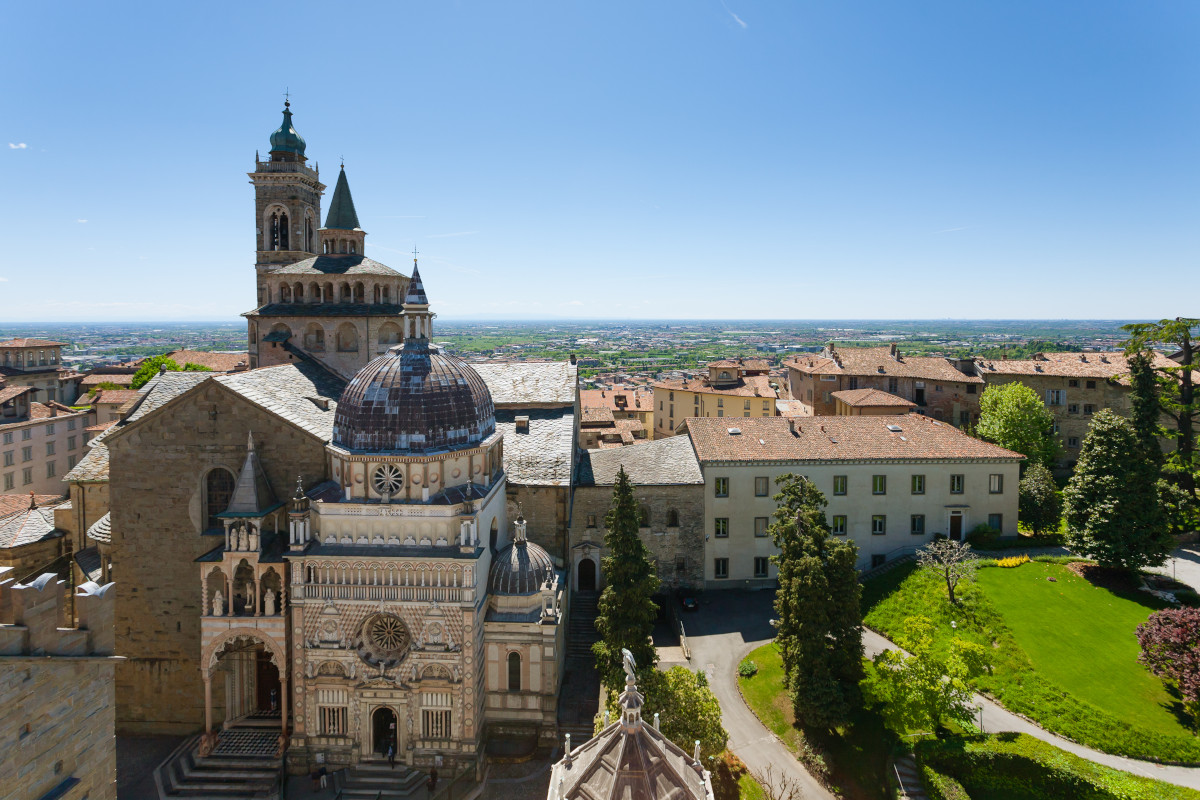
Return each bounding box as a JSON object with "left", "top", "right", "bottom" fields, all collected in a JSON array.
[
  {"left": 269, "top": 103, "right": 306, "bottom": 157},
  {"left": 333, "top": 343, "right": 496, "bottom": 454},
  {"left": 489, "top": 539, "right": 556, "bottom": 595},
  {"left": 87, "top": 512, "right": 111, "bottom": 544}
]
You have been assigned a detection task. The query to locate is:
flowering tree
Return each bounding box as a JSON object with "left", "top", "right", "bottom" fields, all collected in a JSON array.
[{"left": 1137, "top": 607, "right": 1200, "bottom": 728}]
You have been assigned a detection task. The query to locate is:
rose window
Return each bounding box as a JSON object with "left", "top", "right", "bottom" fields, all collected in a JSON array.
[
  {"left": 355, "top": 613, "right": 411, "bottom": 668},
  {"left": 373, "top": 464, "right": 404, "bottom": 495}
]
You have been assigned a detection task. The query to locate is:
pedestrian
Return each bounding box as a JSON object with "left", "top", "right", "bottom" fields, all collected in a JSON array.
[
  {"left": 318, "top": 765, "right": 327, "bottom": 789},
  {"left": 426, "top": 766, "right": 438, "bottom": 793},
  {"left": 387, "top": 742, "right": 395, "bottom": 769}
]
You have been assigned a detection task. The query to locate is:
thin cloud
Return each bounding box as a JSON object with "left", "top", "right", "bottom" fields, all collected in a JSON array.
[
  {"left": 562, "top": 300, "right": 584, "bottom": 306},
  {"left": 8, "top": 142, "right": 27, "bottom": 149},
  {"left": 427, "top": 231, "right": 478, "bottom": 239},
  {"left": 720, "top": 0, "right": 747, "bottom": 28},
  {"left": 77, "top": 219, "right": 88, "bottom": 223},
  {"left": 935, "top": 226, "right": 968, "bottom": 234},
  {"left": 0, "top": 277, "right": 8, "bottom": 282}
]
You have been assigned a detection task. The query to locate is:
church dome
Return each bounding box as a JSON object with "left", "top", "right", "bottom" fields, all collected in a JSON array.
[
  {"left": 332, "top": 344, "right": 496, "bottom": 454},
  {"left": 269, "top": 102, "right": 306, "bottom": 157},
  {"left": 490, "top": 534, "right": 557, "bottom": 595}
]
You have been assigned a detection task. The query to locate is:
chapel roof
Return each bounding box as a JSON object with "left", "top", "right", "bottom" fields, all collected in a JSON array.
[{"left": 323, "top": 166, "right": 362, "bottom": 230}]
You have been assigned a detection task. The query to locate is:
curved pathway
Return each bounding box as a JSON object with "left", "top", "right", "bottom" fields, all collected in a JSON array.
[
  {"left": 862, "top": 627, "right": 1200, "bottom": 791},
  {"left": 670, "top": 591, "right": 834, "bottom": 800}
]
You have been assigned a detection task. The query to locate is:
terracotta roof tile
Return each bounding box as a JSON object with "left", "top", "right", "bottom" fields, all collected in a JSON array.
[
  {"left": 95, "top": 390, "right": 142, "bottom": 405},
  {"left": 973, "top": 351, "right": 1180, "bottom": 386},
  {"left": 0, "top": 338, "right": 66, "bottom": 348},
  {"left": 787, "top": 347, "right": 983, "bottom": 384},
  {"left": 652, "top": 374, "right": 777, "bottom": 398},
  {"left": 831, "top": 388, "right": 917, "bottom": 408},
  {"left": 0, "top": 494, "right": 66, "bottom": 518},
  {"left": 684, "top": 415, "right": 1023, "bottom": 463}
]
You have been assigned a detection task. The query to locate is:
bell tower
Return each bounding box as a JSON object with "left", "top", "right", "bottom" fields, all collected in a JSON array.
[{"left": 248, "top": 101, "right": 325, "bottom": 306}]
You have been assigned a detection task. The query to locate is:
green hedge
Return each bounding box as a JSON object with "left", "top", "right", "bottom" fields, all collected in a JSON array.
[
  {"left": 919, "top": 761, "right": 971, "bottom": 800},
  {"left": 915, "top": 733, "right": 1200, "bottom": 800}
]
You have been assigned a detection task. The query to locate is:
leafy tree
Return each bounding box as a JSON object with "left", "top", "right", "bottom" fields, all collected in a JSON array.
[
  {"left": 86, "top": 381, "right": 123, "bottom": 397},
  {"left": 862, "top": 615, "right": 990, "bottom": 736},
  {"left": 1127, "top": 348, "right": 1164, "bottom": 466},
  {"left": 1123, "top": 318, "right": 1200, "bottom": 527},
  {"left": 601, "top": 666, "right": 728, "bottom": 758},
  {"left": 917, "top": 539, "right": 979, "bottom": 606},
  {"left": 592, "top": 467, "right": 660, "bottom": 688},
  {"left": 770, "top": 474, "right": 863, "bottom": 730},
  {"left": 1018, "top": 462, "right": 1062, "bottom": 536},
  {"left": 1063, "top": 410, "right": 1170, "bottom": 571},
  {"left": 183, "top": 362, "right": 213, "bottom": 372},
  {"left": 1137, "top": 607, "right": 1200, "bottom": 728},
  {"left": 975, "top": 382, "right": 1061, "bottom": 470},
  {"left": 130, "top": 355, "right": 212, "bottom": 389}
]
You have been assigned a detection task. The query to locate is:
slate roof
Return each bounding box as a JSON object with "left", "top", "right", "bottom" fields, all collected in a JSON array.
[
  {"left": 495, "top": 407, "right": 575, "bottom": 486},
  {"left": 221, "top": 436, "right": 280, "bottom": 516},
  {"left": 86, "top": 512, "right": 111, "bottom": 544},
  {"left": 249, "top": 302, "right": 406, "bottom": 318},
  {"left": 684, "top": 415, "right": 1024, "bottom": 463},
  {"left": 787, "top": 347, "right": 984, "bottom": 384},
  {"left": 75, "top": 545, "right": 102, "bottom": 582},
  {"left": 472, "top": 361, "right": 578, "bottom": 407},
  {"left": 831, "top": 388, "right": 916, "bottom": 408},
  {"left": 973, "top": 350, "right": 1179, "bottom": 386},
  {"left": 323, "top": 167, "right": 361, "bottom": 230},
  {"left": 577, "top": 435, "right": 703, "bottom": 486},
  {"left": 269, "top": 254, "right": 402, "bottom": 277},
  {"left": 215, "top": 363, "right": 343, "bottom": 441},
  {"left": 64, "top": 440, "right": 109, "bottom": 482},
  {"left": 0, "top": 504, "right": 61, "bottom": 549}
]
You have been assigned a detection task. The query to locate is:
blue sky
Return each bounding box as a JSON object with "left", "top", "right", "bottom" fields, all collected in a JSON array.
[{"left": 2, "top": 1, "right": 1197, "bottom": 321}]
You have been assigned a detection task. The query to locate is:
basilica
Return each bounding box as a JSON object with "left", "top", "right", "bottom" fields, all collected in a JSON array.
[{"left": 92, "top": 103, "right": 575, "bottom": 775}]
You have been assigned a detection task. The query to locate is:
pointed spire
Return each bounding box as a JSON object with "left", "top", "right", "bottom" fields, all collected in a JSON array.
[
  {"left": 404, "top": 262, "right": 429, "bottom": 306},
  {"left": 293, "top": 474, "right": 305, "bottom": 501},
  {"left": 224, "top": 434, "right": 279, "bottom": 516},
  {"left": 323, "top": 165, "right": 361, "bottom": 230}
]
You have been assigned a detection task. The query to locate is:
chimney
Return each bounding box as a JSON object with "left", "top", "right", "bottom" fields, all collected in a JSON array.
[
  {"left": 28, "top": 491, "right": 37, "bottom": 510},
  {"left": 569, "top": 353, "right": 577, "bottom": 365},
  {"left": 889, "top": 343, "right": 898, "bottom": 359}
]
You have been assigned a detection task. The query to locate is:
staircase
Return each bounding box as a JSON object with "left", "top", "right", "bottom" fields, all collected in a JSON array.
[
  {"left": 558, "top": 593, "right": 602, "bottom": 742},
  {"left": 893, "top": 754, "right": 928, "bottom": 800},
  {"left": 332, "top": 762, "right": 426, "bottom": 799},
  {"left": 155, "top": 733, "right": 282, "bottom": 798}
]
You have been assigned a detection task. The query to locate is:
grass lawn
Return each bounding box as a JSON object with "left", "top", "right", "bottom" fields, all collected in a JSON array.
[
  {"left": 864, "top": 560, "right": 1200, "bottom": 763},
  {"left": 739, "top": 643, "right": 895, "bottom": 800},
  {"left": 737, "top": 772, "right": 767, "bottom": 800}
]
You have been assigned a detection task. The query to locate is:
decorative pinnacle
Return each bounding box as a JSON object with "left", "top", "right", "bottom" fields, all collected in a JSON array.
[
  {"left": 247, "top": 431, "right": 255, "bottom": 452},
  {"left": 294, "top": 474, "right": 305, "bottom": 500}
]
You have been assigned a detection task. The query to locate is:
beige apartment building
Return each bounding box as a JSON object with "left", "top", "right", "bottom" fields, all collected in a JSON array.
[
  {"left": 1, "top": 388, "right": 95, "bottom": 494},
  {"left": 681, "top": 415, "right": 1022, "bottom": 586},
  {"left": 0, "top": 338, "right": 81, "bottom": 404},
  {"left": 971, "top": 351, "right": 1178, "bottom": 469},
  {"left": 786, "top": 344, "right": 982, "bottom": 427},
  {"left": 652, "top": 359, "right": 777, "bottom": 439}
]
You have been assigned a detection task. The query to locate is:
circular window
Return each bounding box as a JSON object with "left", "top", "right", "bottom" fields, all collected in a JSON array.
[
  {"left": 354, "top": 613, "right": 411, "bottom": 668},
  {"left": 371, "top": 615, "right": 408, "bottom": 651},
  {"left": 373, "top": 464, "right": 403, "bottom": 494}
]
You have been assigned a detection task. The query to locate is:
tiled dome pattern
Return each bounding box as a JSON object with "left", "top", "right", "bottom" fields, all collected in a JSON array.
[
  {"left": 333, "top": 343, "right": 496, "bottom": 454},
  {"left": 489, "top": 539, "right": 556, "bottom": 596}
]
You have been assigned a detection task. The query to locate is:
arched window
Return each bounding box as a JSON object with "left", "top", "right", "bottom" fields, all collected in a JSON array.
[
  {"left": 666, "top": 509, "right": 680, "bottom": 527},
  {"left": 353, "top": 282, "right": 365, "bottom": 304},
  {"left": 323, "top": 240, "right": 330, "bottom": 254},
  {"left": 350, "top": 241, "right": 357, "bottom": 254},
  {"left": 639, "top": 505, "right": 651, "bottom": 527},
  {"left": 340, "top": 283, "right": 352, "bottom": 303},
  {"left": 294, "top": 282, "right": 304, "bottom": 302},
  {"left": 507, "top": 651, "right": 521, "bottom": 692},
  {"left": 279, "top": 213, "right": 290, "bottom": 249},
  {"left": 269, "top": 212, "right": 280, "bottom": 250},
  {"left": 489, "top": 518, "right": 499, "bottom": 554},
  {"left": 280, "top": 283, "right": 292, "bottom": 303},
  {"left": 378, "top": 322, "right": 402, "bottom": 347},
  {"left": 205, "top": 468, "right": 235, "bottom": 532},
  {"left": 305, "top": 217, "right": 314, "bottom": 252},
  {"left": 336, "top": 323, "right": 358, "bottom": 352}
]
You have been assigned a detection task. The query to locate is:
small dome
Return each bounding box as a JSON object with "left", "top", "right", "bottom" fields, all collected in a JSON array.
[
  {"left": 489, "top": 539, "right": 556, "bottom": 595},
  {"left": 269, "top": 103, "right": 306, "bottom": 157},
  {"left": 332, "top": 344, "right": 496, "bottom": 454},
  {"left": 87, "top": 512, "right": 111, "bottom": 544}
]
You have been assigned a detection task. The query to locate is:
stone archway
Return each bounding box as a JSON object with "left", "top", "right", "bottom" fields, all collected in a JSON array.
[
  {"left": 578, "top": 558, "right": 597, "bottom": 592},
  {"left": 201, "top": 629, "right": 288, "bottom": 736},
  {"left": 371, "top": 706, "right": 398, "bottom": 758}
]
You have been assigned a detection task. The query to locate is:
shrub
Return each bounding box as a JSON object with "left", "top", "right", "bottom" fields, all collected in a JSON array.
[
  {"left": 915, "top": 733, "right": 1199, "bottom": 800},
  {"left": 738, "top": 659, "right": 758, "bottom": 678},
  {"left": 917, "top": 761, "right": 970, "bottom": 800},
  {"left": 995, "top": 554, "right": 1030, "bottom": 568},
  {"left": 1176, "top": 589, "right": 1200, "bottom": 609},
  {"left": 966, "top": 524, "right": 1000, "bottom": 549},
  {"left": 1137, "top": 608, "right": 1200, "bottom": 729}
]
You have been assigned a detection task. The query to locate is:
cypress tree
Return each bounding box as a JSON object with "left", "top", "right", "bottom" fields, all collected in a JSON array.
[
  {"left": 1127, "top": 348, "right": 1164, "bottom": 466},
  {"left": 592, "top": 467, "right": 660, "bottom": 688},
  {"left": 1064, "top": 410, "right": 1171, "bottom": 571},
  {"left": 771, "top": 474, "right": 863, "bottom": 731}
]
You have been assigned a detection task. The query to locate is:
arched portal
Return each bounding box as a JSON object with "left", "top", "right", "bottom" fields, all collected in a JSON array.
[
  {"left": 372, "top": 706, "right": 397, "bottom": 757},
  {"left": 578, "top": 558, "right": 597, "bottom": 592}
]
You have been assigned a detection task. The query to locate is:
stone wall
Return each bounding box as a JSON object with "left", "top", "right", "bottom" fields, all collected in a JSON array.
[
  {"left": 508, "top": 484, "right": 568, "bottom": 564},
  {"left": 567, "top": 484, "right": 705, "bottom": 592},
  {"left": 0, "top": 535, "right": 63, "bottom": 582},
  {"left": 106, "top": 383, "right": 329, "bottom": 734},
  {"left": 0, "top": 575, "right": 118, "bottom": 800}
]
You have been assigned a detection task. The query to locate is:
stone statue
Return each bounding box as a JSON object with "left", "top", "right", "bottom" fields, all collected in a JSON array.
[
  {"left": 212, "top": 589, "right": 224, "bottom": 617},
  {"left": 621, "top": 648, "right": 636, "bottom": 682},
  {"left": 348, "top": 661, "right": 356, "bottom": 679},
  {"left": 305, "top": 661, "right": 315, "bottom": 678},
  {"left": 264, "top": 589, "right": 276, "bottom": 616}
]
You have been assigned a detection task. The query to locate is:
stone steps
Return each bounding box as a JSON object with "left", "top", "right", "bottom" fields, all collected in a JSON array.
[
  {"left": 893, "top": 754, "right": 928, "bottom": 800},
  {"left": 334, "top": 762, "right": 426, "bottom": 799},
  {"left": 155, "top": 732, "right": 283, "bottom": 798}
]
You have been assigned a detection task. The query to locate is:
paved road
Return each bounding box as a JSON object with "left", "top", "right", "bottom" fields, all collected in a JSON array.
[
  {"left": 862, "top": 627, "right": 1200, "bottom": 791},
  {"left": 675, "top": 591, "right": 835, "bottom": 800},
  {"left": 1150, "top": 544, "right": 1200, "bottom": 593}
]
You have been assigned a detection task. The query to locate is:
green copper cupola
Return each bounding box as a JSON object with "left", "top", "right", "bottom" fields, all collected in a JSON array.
[{"left": 268, "top": 101, "right": 307, "bottom": 161}]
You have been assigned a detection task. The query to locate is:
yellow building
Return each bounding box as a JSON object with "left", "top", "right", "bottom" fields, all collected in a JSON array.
[{"left": 652, "top": 359, "right": 777, "bottom": 439}]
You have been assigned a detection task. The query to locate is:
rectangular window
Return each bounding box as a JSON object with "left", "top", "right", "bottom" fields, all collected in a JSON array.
[
  {"left": 669, "top": 391, "right": 674, "bottom": 401},
  {"left": 45, "top": 441, "right": 54, "bottom": 456},
  {"left": 45, "top": 423, "right": 55, "bottom": 435},
  {"left": 754, "top": 557, "right": 769, "bottom": 578},
  {"left": 744, "top": 399, "right": 751, "bottom": 410},
  {"left": 2, "top": 433, "right": 11, "bottom": 445},
  {"left": 67, "top": 436, "right": 76, "bottom": 451},
  {"left": 959, "top": 410, "right": 971, "bottom": 427},
  {"left": 1086, "top": 380, "right": 1096, "bottom": 389},
  {"left": 988, "top": 513, "right": 1003, "bottom": 531},
  {"left": 3, "top": 473, "right": 11, "bottom": 490},
  {"left": 888, "top": 377, "right": 898, "bottom": 394},
  {"left": 951, "top": 474, "right": 965, "bottom": 494},
  {"left": 754, "top": 477, "right": 769, "bottom": 496},
  {"left": 833, "top": 475, "right": 847, "bottom": 496},
  {"left": 422, "top": 709, "right": 452, "bottom": 739},
  {"left": 911, "top": 474, "right": 925, "bottom": 495},
  {"left": 871, "top": 515, "right": 886, "bottom": 535},
  {"left": 319, "top": 706, "right": 347, "bottom": 735},
  {"left": 714, "top": 477, "right": 729, "bottom": 497},
  {"left": 46, "top": 461, "right": 55, "bottom": 478},
  {"left": 67, "top": 419, "right": 76, "bottom": 431},
  {"left": 754, "top": 517, "right": 769, "bottom": 537},
  {"left": 717, "top": 398, "right": 724, "bottom": 408},
  {"left": 1068, "top": 379, "right": 1079, "bottom": 388},
  {"left": 1068, "top": 404, "right": 1079, "bottom": 414},
  {"left": 22, "top": 467, "right": 33, "bottom": 485},
  {"left": 848, "top": 377, "right": 859, "bottom": 390},
  {"left": 669, "top": 404, "right": 674, "bottom": 418},
  {"left": 911, "top": 514, "right": 925, "bottom": 535},
  {"left": 714, "top": 518, "right": 729, "bottom": 537},
  {"left": 1046, "top": 389, "right": 1065, "bottom": 406},
  {"left": 2, "top": 452, "right": 10, "bottom": 467},
  {"left": 967, "top": 384, "right": 977, "bottom": 394},
  {"left": 1084, "top": 404, "right": 1096, "bottom": 415},
  {"left": 717, "top": 409, "right": 723, "bottom": 417},
  {"left": 714, "top": 558, "right": 729, "bottom": 579},
  {"left": 22, "top": 446, "right": 32, "bottom": 462},
  {"left": 989, "top": 474, "right": 1004, "bottom": 494},
  {"left": 820, "top": 375, "right": 837, "bottom": 382},
  {"left": 68, "top": 455, "right": 76, "bottom": 469},
  {"left": 659, "top": 400, "right": 663, "bottom": 410},
  {"left": 1068, "top": 436, "right": 1080, "bottom": 448},
  {"left": 22, "top": 429, "right": 32, "bottom": 441},
  {"left": 872, "top": 475, "right": 886, "bottom": 495},
  {"left": 831, "top": 515, "right": 847, "bottom": 535},
  {"left": 762, "top": 400, "right": 770, "bottom": 411},
  {"left": 586, "top": 514, "right": 597, "bottom": 528}
]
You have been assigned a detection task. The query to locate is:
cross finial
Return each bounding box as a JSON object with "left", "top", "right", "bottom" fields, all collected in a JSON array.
[
  {"left": 339, "top": 154, "right": 344, "bottom": 169},
  {"left": 283, "top": 87, "right": 290, "bottom": 108},
  {"left": 412, "top": 245, "right": 419, "bottom": 267}
]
